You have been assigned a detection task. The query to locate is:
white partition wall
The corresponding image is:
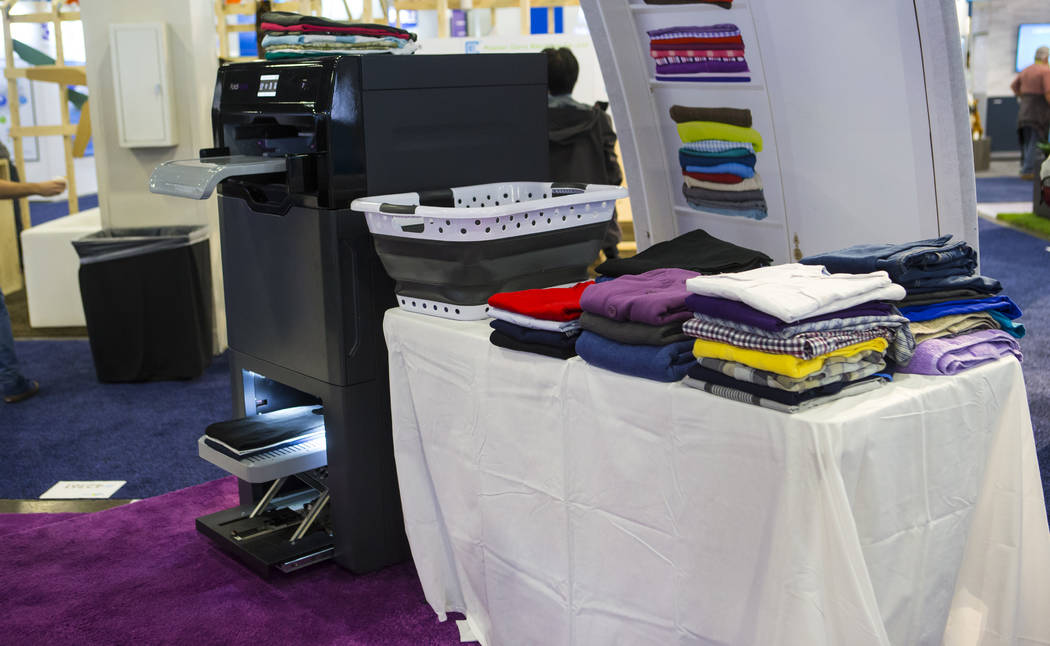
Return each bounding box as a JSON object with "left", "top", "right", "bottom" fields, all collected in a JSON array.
[{"left": 581, "top": 0, "right": 976, "bottom": 263}]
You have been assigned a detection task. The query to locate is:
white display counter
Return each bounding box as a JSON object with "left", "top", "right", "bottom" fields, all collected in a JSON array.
[
  {"left": 384, "top": 308, "right": 1050, "bottom": 646},
  {"left": 20, "top": 208, "right": 101, "bottom": 327}
]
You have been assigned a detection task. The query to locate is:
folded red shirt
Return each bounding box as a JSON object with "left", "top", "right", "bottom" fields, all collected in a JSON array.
[
  {"left": 683, "top": 171, "right": 744, "bottom": 184},
  {"left": 487, "top": 281, "right": 595, "bottom": 321},
  {"left": 650, "top": 36, "right": 744, "bottom": 49}
]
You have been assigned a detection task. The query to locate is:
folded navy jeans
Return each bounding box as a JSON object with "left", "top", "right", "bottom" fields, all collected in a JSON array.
[{"left": 800, "top": 235, "right": 977, "bottom": 284}]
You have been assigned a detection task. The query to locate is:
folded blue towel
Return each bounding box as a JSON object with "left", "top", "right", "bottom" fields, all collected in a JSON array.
[
  {"left": 575, "top": 332, "right": 695, "bottom": 382},
  {"left": 683, "top": 162, "right": 755, "bottom": 178}
]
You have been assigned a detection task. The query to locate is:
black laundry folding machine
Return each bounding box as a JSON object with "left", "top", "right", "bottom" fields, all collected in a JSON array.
[{"left": 150, "top": 53, "right": 549, "bottom": 577}]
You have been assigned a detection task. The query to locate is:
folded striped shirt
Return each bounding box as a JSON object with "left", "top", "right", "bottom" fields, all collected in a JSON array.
[
  {"left": 683, "top": 318, "right": 893, "bottom": 360},
  {"left": 681, "top": 140, "right": 756, "bottom": 154},
  {"left": 683, "top": 374, "right": 886, "bottom": 413},
  {"left": 654, "top": 55, "right": 748, "bottom": 66},
  {"left": 696, "top": 352, "right": 886, "bottom": 393},
  {"left": 649, "top": 25, "right": 742, "bottom": 40}
]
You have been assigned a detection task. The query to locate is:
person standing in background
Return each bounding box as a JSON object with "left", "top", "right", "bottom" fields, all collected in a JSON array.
[
  {"left": 1, "top": 176, "right": 66, "bottom": 403},
  {"left": 1011, "top": 45, "right": 1050, "bottom": 180},
  {"left": 544, "top": 47, "right": 624, "bottom": 261}
]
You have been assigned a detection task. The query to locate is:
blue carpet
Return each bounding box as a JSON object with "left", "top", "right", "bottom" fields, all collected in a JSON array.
[
  {"left": 28, "top": 193, "right": 99, "bottom": 227},
  {"left": 977, "top": 217, "right": 1050, "bottom": 516},
  {"left": 1, "top": 340, "right": 229, "bottom": 499},
  {"left": 975, "top": 176, "right": 1033, "bottom": 204}
]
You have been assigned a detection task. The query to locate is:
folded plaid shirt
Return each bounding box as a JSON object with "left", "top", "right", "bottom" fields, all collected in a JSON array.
[
  {"left": 689, "top": 312, "right": 915, "bottom": 364},
  {"left": 650, "top": 28, "right": 741, "bottom": 40},
  {"left": 683, "top": 318, "right": 894, "bottom": 360},
  {"left": 697, "top": 353, "right": 886, "bottom": 393}
]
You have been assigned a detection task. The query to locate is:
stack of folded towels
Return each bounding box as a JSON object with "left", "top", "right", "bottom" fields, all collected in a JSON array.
[
  {"left": 259, "top": 11, "right": 418, "bottom": 60},
  {"left": 486, "top": 282, "right": 592, "bottom": 360},
  {"left": 647, "top": 24, "right": 750, "bottom": 83},
  {"left": 800, "top": 235, "right": 1023, "bottom": 376},
  {"left": 575, "top": 269, "right": 700, "bottom": 382},
  {"left": 681, "top": 264, "right": 913, "bottom": 413},
  {"left": 596, "top": 227, "right": 772, "bottom": 278},
  {"left": 671, "top": 105, "right": 767, "bottom": 220}
]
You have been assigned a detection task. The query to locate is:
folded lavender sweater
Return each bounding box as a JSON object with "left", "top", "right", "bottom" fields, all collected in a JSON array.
[
  {"left": 580, "top": 268, "right": 700, "bottom": 325},
  {"left": 899, "top": 329, "right": 1021, "bottom": 376}
]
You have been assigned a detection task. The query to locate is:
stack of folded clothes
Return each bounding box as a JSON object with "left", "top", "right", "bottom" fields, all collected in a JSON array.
[
  {"left": 680, "top": 264, "right": 911, "bottom": 412},
  {"left": 670, "top": 104, "right": 767, "bottom": 219},
  {"left": 259, "top": 11, "right": 418, "bottom": 59},
  {"left": 486, "top": 282, "right": 593, "bottom": 359},
  {"left": 596, "top": 228, "right": 772, "bottom": 277},
  {"left": 204, "top": 405, "right": 325, "bottom": 460},
  {"left": 800, "top": 235, "right": 1024, "bottom": 375},
  {"left": 644, "top": 0, "right": 732, "bottom": 8},
  {"left": 575, "top": 268, "right": 700, "bottom": 382},
  {"left": 647, "top": 24, "right": 750, "bottom": 82}
]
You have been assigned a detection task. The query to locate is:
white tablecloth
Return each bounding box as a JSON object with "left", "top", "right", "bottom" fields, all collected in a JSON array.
[{"left": 383, "top": 308, "right": 1050, "bottom": 646}]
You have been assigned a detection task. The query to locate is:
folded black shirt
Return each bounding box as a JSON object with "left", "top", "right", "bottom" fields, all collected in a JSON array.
[
  {"left": 490, "top": 330, "right": 577, "bottom": 360},
  {"left": 596, "top": 228, "right": 772, "bottom": 277},
  {"left": 204, "top": 405, "right": 325, "bottom": 460},
  {"left": 489, "top": 319, "right": 578, "bottom": 349}
]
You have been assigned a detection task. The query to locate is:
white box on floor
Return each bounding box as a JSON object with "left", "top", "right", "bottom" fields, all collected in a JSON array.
[{"left": 20, "top": 208, "right": 102, "bottom": 327}]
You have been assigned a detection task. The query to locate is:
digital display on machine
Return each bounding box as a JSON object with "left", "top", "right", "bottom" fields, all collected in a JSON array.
[{"left": 258, "top": 74, "right": 279, "bottom": 98}]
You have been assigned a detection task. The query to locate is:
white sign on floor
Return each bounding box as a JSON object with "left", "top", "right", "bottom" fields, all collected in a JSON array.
[{"left": 39, "top": 481, "right": 126, "bottom": 499}]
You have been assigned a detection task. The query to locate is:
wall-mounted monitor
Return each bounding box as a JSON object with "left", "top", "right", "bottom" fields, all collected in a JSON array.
[{"left": 1016, "top": 24, "right": 1050, "bottom": 73}]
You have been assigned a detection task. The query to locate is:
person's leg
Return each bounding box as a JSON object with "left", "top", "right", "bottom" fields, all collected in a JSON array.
[
  {"left": 1021, "top": 127, "right": 1040, "bottom": 176},
  {"left": 0, "top": 289, "right": 35, "bottom": 401}
]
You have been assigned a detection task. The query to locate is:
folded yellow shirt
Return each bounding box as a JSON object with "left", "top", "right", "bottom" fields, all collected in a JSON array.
[
  {"left": 677, "top": 121, "right": 764, "bottom": 151},
  {"left": 691, "top": 337, "right": 889, "bottom": 379}
]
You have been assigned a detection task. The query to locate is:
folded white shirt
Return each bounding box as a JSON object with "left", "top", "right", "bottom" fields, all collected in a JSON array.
[
  {"left": 684, "top": 263, "right": 906, "bottom": 323},
  {"left": 487, "top": 307, "right": 581, "bottom": 333}
]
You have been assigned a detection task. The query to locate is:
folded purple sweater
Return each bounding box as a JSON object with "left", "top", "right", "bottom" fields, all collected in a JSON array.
[
  {"left": 580, "top": 268, "right": 701, "bottom": 326},
  {"left": 899, "top": 329, "right": 1021, "bottom": 376}
]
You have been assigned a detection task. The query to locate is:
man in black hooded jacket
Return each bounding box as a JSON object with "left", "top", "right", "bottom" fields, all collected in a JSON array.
[{"left": 544, "top": 47, "right": 624, "bottom": 260}]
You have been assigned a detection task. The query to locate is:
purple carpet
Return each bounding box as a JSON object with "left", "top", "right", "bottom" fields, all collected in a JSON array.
[
  {"left": 0, "top": 513, "right": 80, "bottom": 537},
  {"left": 0, "top": 478, "right": 466, "bottom": 646}
]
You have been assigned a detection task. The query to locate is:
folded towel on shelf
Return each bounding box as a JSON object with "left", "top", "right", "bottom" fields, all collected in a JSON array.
[
  {"left": 579, "top": 268, "right": 700, "bottom": 325},
  {"left": 683, "top": 171, "right": 746, "bottom": 184},
  {"left": 692, "top": 336, "right": 890, "bottom": 379},
  {"left": 670, "top": 105, "right": 752, "bottom": 127},
  {"left": 682, "top": 185, "right": 766, "bottom": 203},
  {"left": 488, "top": 307, "right": 580, "bottom": 333},
  {"left": 685, "top": 264, "right": 905, "bottom": 323},
  {"left": 648, "top": 24, "right": 742, "bottom": 40},
  {"left": 683, "top": 371, "right": 887, "bottom": 413},
  {"left": 898, "top": 295, "right": 1022, "bottom": 322},
  {"left": 681, "top": 140, "right": 756, "bottom": 155},
  {"left": 683, "top": 162, "right": 756, "bottom": 178},
  {"left": 679, "top": 150, "right": 757, "bottom": 168},
  {"left": 576, "top": 333, "right": 696, "bottom": 382},
  {"left": 684, "top": 173, "right": 763, "bottom": 191},
  {"left": 596, "top": 228, "right": 772, "bottom": 277},
  {"left": 654, "top": 48, "right": 747, "bottom": 59},
  {"left": 487, "top": 281, "right": 593, "bottom": 321},
  {"left": 696, "top": 352, "right": 887, "bottom": 393},
  {"left": 579, "top": 312, "right": 691, "bottom": 346},
  {"left": 656, "top": 74, "right": 753, "bottom": 83},
  {"left": 650, "top": 36, "right": 744, "bottom": 49},
  {"left": 656, "top": 59, "right": 751, "bottom": 76},
  {"left": 685, "top": 202, "right": 768, "bottom": 220},
  {"left": 899, "top": 329, "right": 1022, "bottom": 376},
  {"left": 490, "top": 329, "right": 577, "bottom": 360},
  {"left": 677, "top": 121, "right": 764, "bottom": 150},
  {"left": 799, "top": 235, "right": 977, "bottom": 286},
  {"left": 684, "top": 194, "right": 767, "bottom": 211}
]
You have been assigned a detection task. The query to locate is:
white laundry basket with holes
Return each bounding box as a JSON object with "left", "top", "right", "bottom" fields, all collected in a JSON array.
[{"left": 353, "top": 181, "right": 628, "bottom": 320}]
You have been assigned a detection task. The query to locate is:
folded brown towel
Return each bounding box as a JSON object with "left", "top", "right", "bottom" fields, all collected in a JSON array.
[{"left": 669, "top": 105, "right": 752, "bottom": 127}]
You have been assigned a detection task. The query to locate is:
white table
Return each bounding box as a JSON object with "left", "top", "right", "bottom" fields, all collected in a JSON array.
[
  {"left": 20, "top": 208, "right": 101, "bottom": 327},
  {"left": 384, "top": 308, "right": 1050, "bottom": 646}
]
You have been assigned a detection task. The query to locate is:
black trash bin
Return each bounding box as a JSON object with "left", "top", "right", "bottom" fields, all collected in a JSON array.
[{"left": 73, "top": 226, "right": 213, "bottom": 382}]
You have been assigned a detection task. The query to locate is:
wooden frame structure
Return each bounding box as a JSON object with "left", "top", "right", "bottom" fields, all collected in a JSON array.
[
  {"left": 1, "top": 0, "right": 87, "bottom": 226},
  {"left": 215, "top": 0, "right": 323, "bottom": 62}
]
